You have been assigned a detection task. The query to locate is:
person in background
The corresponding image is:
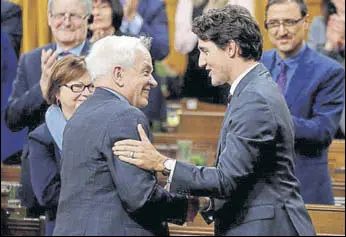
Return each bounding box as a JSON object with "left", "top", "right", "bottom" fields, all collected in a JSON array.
[
  {"left": 5, "top": 0, "right": 92, "bottom": 219},
  {"left": 308, "top": 0, "right": 345, "bottom": 138},
  {"left": 28, "top": 56, "right": 93, "bottom": 236},
  {"left": 308, "top": 0, "right": 345, "bottom": 64},
  {"left": 88, "top": 0, "right": 124, "bottom": 43},
  {"left": 175, "top": 0, "right": 231, "bottom": 104},
  {"left": 261, "top": 0, "right": 345, "bottom": 204},
  {"left": 113, "top": 5, "right": 315, "bottom": 236},
  {"left": 1, "top": 0, "right": 23, "bottom": 58},
  {"left": 53, "top": 36, "right": 196, "bottom": 236},
  {"left": 119, "top": 0, "right": 170, "bottom": 131},
  {"left": 1, "top": 30, "right": 26, "bottom": 163}
]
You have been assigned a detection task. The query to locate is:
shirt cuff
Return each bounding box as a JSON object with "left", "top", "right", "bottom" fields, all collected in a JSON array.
[
  {"left": 128, "top": 14, "right": 144, "bottom": 35},
  {"left": 166, "top": 159, "right": 177, "bottom": 192}
]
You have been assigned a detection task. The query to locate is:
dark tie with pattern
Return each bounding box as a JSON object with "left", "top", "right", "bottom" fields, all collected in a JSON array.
[
  {"left": 59, "top": 51, "right": 71, "bottom": 57},
  {"left": 277, "top": 61, "right": 287, "bottom": 94}
]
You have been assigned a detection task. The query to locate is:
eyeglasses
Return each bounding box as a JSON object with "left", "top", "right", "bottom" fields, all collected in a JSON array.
[
  {"left": 265, "top": 16, "right": 305, "bottom": 30},
  {"left": 50, "top": 12, "right": 89, "bottom": 23},
  {"left": 62, "top": 83, "right": 95, "bottom": 93}
]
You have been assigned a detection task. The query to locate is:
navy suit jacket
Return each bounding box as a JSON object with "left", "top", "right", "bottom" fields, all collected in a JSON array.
[
  {"left": 1, "top": 1, "right": 22, "bottom": 57},
  {"left": 261, "top": 46, "right": 345, "bottom": 204},
  {"left": 1, "top": 30, "right": 26, "bottom": 161},
  {"left": 137, "top": 0, "right": 169, "bottom": 61},
  {"left": 170, "top": 64, "right": 315, "bottom": 236},
  {"left": 54, "top": 88, "right": 187, "bottom": 236},
  {"left": 28, "top": 123, "right": 61, "bottom": 236},
  {"left": 5, "top": 42, "right": 90, "bottom": 210}
]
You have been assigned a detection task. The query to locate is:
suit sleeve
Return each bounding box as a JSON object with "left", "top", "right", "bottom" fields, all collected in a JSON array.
[
  {"left": 28, "top": 133, "right": 60, "bottom": 209},
  {"left": 139, "top": 2, "right": 169, "bottom": 60},
  {"left": 104, "top": 108, "right": 187, "bottom": 222},
  {"left": 292, "top": 66, "right": 345, "bottom": 147},
  {"left": 5, "top": 53, "right": 47, "bottom": 132},
  {"left": 170, "top": 92, "right": 277, "bottom": 198}
]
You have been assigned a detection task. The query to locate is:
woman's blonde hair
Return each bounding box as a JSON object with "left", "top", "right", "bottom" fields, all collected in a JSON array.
[{"left": 46, "top": 55, "right": 88, "bottom": 105}]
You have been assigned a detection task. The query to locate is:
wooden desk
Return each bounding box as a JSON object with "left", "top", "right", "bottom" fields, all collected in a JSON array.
[{"left": 169, "top": 204, "right": 345, "bottom": 236}]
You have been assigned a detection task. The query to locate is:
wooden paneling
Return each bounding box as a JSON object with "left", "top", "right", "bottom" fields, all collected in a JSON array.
[{"left": 1, "top": 165, "right": 21, "bottom": 183}]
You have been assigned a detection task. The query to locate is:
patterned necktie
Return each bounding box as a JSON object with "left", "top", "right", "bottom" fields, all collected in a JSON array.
[
  {"left": 277, "top": 61, "right": 287, "bottom": 94},
  {"left": 59, "top": 51, "right": 71, "bottom": 57}
]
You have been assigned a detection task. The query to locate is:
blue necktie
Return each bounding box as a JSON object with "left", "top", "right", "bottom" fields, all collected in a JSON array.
[{"left": 277, "top": 61, "right": 287, "bottom": 94}]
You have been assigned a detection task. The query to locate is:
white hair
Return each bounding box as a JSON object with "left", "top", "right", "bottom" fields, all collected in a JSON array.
[
  {"left": 85, "top": 35, "right": 152, "bottom": 81},
  {"left": 48, "top": 0, "right": 92, "bottom": 15}
]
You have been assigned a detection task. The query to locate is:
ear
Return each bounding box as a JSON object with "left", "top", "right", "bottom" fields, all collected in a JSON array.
[
  {"left": 48, "top": 13, "right": 52, "bottom": 27},
  {"left": 227, "top": 40, "right": 237, "bottom": 58},
  {"left": 303, "top": 14, "right": 309, "bottom": 30},
  {"left": 112, "top": 66, "right": 124, "bottom": 87}
]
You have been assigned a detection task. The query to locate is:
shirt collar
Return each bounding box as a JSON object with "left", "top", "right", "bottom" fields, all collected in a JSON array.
[
  {"left": 230, "top": 63, "right": 259, "bottom": 96},
  {"left": 101, "top": 87, "right": 130, "bottom": 105},
  {"left": 56, "top": 40, "right": 86, "bottom": 56},
  {"left": 275, "top": 42, "right": 307, "bottom": 68}
]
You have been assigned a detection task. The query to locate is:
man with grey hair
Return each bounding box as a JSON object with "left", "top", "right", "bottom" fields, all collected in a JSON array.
[
  {"left": 53, "top": 35, "right": 193, "bottom": 236},
  {"left": 4, "top": 0, "right": 92, "bottom": 221}
]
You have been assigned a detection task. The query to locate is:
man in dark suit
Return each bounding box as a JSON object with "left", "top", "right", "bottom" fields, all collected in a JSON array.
[
  {"left": 261, "top": 0, "right": 345, "bottom": 205},
  {"left": 113, "top": 5, "right": 316, "bottom": 236},
  {"left": 5, "top": 0, "right": 92, "bottom": 217},
  {"left": 1, "top": 0, "right": 23, "bottom": 58},
  {"left": 53, "top": 35, "right": 192, "bottom": 236},
  {"left": 120, "top": 0, "right": 170, "bottom": 129}
]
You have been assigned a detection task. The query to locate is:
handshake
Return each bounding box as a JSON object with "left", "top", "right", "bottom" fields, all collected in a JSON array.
[{"left": 186, "top": 196, "right": 211, "bottom": 222}]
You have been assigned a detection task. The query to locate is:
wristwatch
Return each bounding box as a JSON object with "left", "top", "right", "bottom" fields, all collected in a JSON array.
[{"left": 162, "top": 158, "right": 175, "bottom": 176}]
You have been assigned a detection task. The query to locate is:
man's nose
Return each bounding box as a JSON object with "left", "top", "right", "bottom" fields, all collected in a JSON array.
[
  {"left": 149, "top": 75, "right": 158, "bottom": 88},
  {"left": 278, "top": 23, "right": 288, "bottom": 35},
  {"left": 198, "top": 55, "right": 206, "bottom": 68}
]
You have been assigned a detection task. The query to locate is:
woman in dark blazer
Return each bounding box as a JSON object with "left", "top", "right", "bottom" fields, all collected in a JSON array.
[{"left": 28, "top": 56, "right": 94, "bottom": 235}]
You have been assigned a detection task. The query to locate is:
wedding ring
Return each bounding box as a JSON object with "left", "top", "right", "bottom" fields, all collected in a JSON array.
[{"left": 131, "top": 151, "right": 135, "bottom": 158}]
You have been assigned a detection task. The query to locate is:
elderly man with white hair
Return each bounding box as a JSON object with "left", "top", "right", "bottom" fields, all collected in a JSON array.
[
  {"left": 5, "top": 0, "right": 92, "bottom": 222},
  {"left": 53, "top": 35, "right": 195, "bottom": 236}
]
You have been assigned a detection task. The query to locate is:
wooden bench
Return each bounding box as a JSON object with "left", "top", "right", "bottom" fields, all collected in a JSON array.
[
  {"left": 177, "top": 99, "right": 226, "bottom": 136},
  {"left": 1, "top": 215, "right": 45, "bottom": 236},
  {"left": 169, "top": 204, "right": 345, "bottom": 236}
]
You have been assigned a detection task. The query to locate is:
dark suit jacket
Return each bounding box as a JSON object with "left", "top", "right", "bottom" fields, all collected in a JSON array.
[
  {"left": 53, "top": 88, "right": 187, "bottom": 236},
  {"left": 1, "top": 30, "right": 26, "bottom": 161},
  {"left": 28, "top": 123, "right": 61, "bottom": 236},
  {"left": 1, "top": 1, "right": 22, "bottom": 58},
  {"left": 170, "top": 64, "right": 315, "bottom": 236},
  {"left": 261, "top": 46, "right": 345, "bottom": 204},
  {"left": 4, "top": 41, "right": 90, "bottom": 211}
]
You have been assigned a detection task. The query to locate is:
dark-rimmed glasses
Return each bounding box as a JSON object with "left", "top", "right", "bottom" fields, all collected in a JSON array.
[
  {"left": 62, "top": 83, "right": 95, "bottom": 93},
  {"left": 265, "top": 16, "right": 306, "bottom": 30},
  {"left": 50, "top": 12, "right": 89, "bottom": 23}
]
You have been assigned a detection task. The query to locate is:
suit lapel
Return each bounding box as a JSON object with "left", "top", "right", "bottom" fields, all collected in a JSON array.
[
  {"left": 284, "top": 48, "right": 314, "bottom": 109},
  {"left": 215, "top": 64, "right": 268, "bottom": 166}
]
